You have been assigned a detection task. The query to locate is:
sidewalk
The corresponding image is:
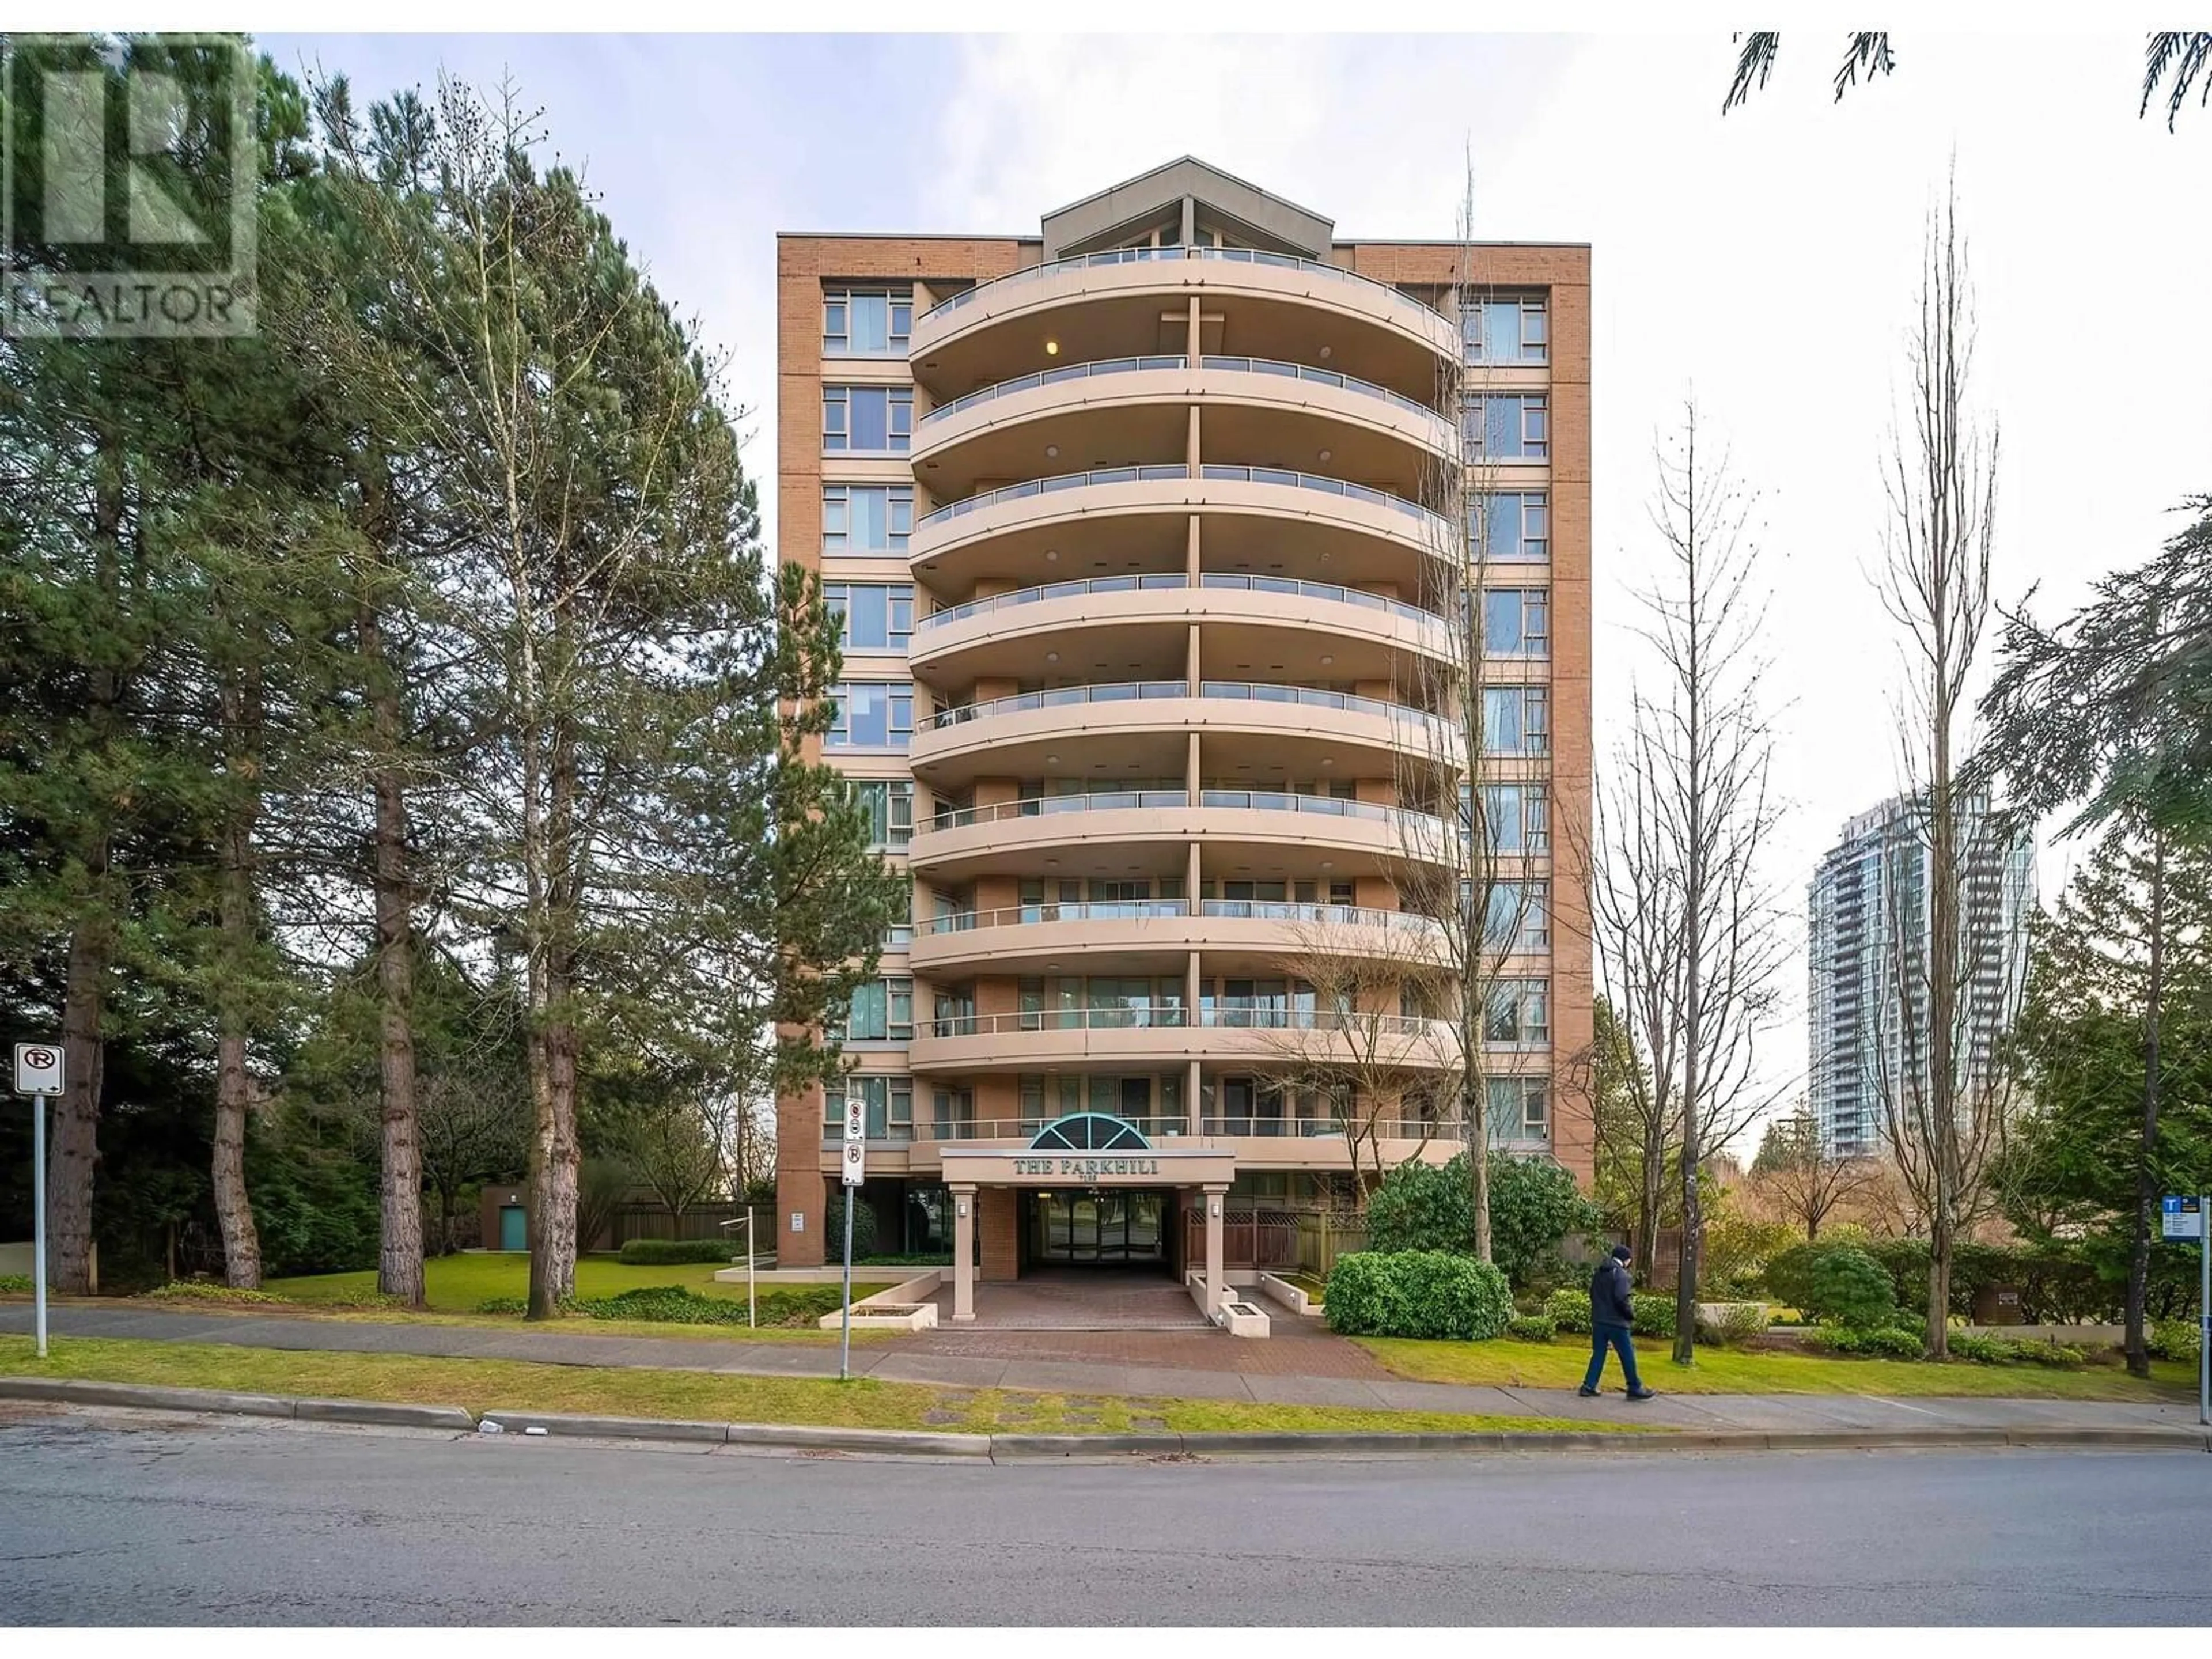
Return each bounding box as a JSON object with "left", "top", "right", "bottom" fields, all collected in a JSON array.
[{"left": 3, "top": 1300, "right": 2202, "bottom": 1437}]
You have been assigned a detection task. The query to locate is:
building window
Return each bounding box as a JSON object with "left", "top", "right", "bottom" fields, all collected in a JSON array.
[
  {"left": 823, "top": 385, "right": 914, "bottom": 454},
  {"left": 824, "top": 288, "right": 912, "bottom": 357},
  {"left": 1479, "top": 879, "right": 1550, "bottom": 953},
  {"left": 1482, "top": 686, "right": 1550, "bottom": 756},
  {"left": 825, "top": 583, "right": 915, "bottom": 652},
  {"left": 1463, "top": 296, "right": 1549, "bottom": 365},
  {"left": 1472, "top": 491, "right": 1550, "bottom": 563},
  {"left": 836, "top": 976, "right": 914, "bottom": 1043},
  {"left": 1484, "top": 979, "right": 1551, "bottom": 1048},
  {"left": 850, "top": 779, "right": 914, "bottom": 850},
  {"left": 834, "top": 1074, "right": 915, "bottom": 1141},
  {"left": 1463, "top": 394, "right": 1550, "bottom": 461},
  {"left": 1467, "top": 783, "right": 1550, "bottom": 854},
  {"left": 823, "top": 485, "right": 913, "bottom": 556},
  {"left": 884, "top": 881, "right": 913, "bottom": 948},
  {"left": 1483, "top": 588, "right": 1549, "bottom": 657},
  {"left": 828, "top": 681, "right": 914, "bottom": 749},
  {"left": 1486, "top": 1075, "right": 1550, "bottom": 1144}
]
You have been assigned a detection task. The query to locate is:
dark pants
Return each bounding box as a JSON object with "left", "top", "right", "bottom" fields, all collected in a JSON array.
[{"left": 1582, "top": 1323, "right": 1644, "bottom": 1393}]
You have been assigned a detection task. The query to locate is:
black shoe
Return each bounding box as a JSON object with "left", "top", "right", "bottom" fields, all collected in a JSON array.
[
  {"left": 1577, "top": 1387, "right": 1600, "bottom": 1398},
  {"left": 1626, "top": 1388, "right": 1657, "bottom": 1402}
]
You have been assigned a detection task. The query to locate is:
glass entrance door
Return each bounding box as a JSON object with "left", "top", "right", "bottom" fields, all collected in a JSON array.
[{"left": 1028, "top": 1189, "right": 1168, "bottom": 1267}]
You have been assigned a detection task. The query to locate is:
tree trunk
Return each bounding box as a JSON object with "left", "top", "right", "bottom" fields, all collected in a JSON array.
[
  {"left": 2126, "top": 832, "right": 2165, "bottom": 1379},
  {"left": 211, "top": 671, "right": 264, "bottom": 1289},
  {"left": 361, "top": 602, "right": 426, "bottom": 1308},
  {"left": 526, "top": 706, "right": 582, "bottom": 1316},
  {"left": 1637, "top": 1123, "right": 1665, "bottom": 1281},
  {"left": 1926, "top": 1211, "right": 1953, "bottom": 1354},
  {"left": 50, "top": 918, "right": 107, "bottom": 1296}
]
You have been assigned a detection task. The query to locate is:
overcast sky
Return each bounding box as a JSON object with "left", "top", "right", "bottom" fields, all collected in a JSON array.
[{"left": 260, "top": 31, "right": 2212, "bottom": 1139}]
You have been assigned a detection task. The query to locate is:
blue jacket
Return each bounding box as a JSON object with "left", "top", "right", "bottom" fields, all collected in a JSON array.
[{"left": 1590, "top": 1258, "right": 1636, "bottom": 1328}]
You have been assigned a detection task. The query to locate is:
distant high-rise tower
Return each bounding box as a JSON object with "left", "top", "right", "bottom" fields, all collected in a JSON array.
[{"left": 1806, "top": 791, "right": 2036, "bottom": 1159}]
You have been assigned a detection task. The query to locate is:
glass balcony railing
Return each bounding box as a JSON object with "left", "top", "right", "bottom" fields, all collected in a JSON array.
[
  {"left": 915, "top": 351, "right": 1445, "bottom": 434},
  {"left": 1198, "top": 680, "right": 1445, "bottom": 735},
  {"left": 914, "top": 462, "right": 1448, "bottom": 544},
  {"left": 918, "top": 244, "right": 1449, "bottom": 327},
  {"left": 926, "top": 1005, "right": 1191, "bottom": 1039},
  {"left": 1196, "top": 354, "right": 1443, "bottom": 424},
  {"left": 918, "top": 574, "right": 1188, "bottom": 632},
  {"left": 918, "top": 355, "right": 1187, "bottom": 429},
  {"left": 912, "top": 572, "right": 1443, "bottom": 637},
  {"left": 919, "top": 680, "right": 1188, "bottom": 732},
  {"left": 920, "top": 786, "right": 1461, "bottom": 852},
  {"left": 913, "top": 899, "right": 1445, "bottom": 938}
]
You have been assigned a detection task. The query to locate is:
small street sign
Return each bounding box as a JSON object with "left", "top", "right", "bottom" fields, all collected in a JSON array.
[
  {"left": 13, "top": 1042, "right": 63, "bottom": 1097},
  {"left": 842, "top": 1092, "right": 867, "bottom": 1188},
  {"left": 2162, "top": 1195, "right": 2204, "bottom": 1240}
]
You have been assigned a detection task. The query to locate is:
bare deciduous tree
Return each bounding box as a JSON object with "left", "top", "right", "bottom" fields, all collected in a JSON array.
[
  {"left": 1584, "top": 399, "right": 1790, "bottom": 1364},
  {"left": 1869, "top": 179, "right": 2027, "bottom": 1359},
  {"left": 1754, "top": 1108, "right": 1878, "bottom": 1241}
]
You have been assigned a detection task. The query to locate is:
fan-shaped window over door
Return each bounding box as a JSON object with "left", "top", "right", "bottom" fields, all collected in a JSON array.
[{"left": 1028, "top": 1113, "right": 1152, "bottom": 1153}]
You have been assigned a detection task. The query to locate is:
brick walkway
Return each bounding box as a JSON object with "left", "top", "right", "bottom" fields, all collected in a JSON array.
[{"left": 922, "top": 1270, "right": 1211, "bottom": 1331}]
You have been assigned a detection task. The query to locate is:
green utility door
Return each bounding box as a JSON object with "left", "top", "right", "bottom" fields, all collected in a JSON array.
[{"left": 499, "top": 1205, "right": 527, "bottom": 1251}]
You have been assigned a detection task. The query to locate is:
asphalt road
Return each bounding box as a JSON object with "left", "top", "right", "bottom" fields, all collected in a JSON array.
[{"left": 3, "top": 1406, "right": 2209, "bottom": 1625}]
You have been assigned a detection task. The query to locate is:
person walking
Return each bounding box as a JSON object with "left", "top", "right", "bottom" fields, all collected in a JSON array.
[{"left": 1581, "top": 1243, "right": 1656, "bottom": 1400}]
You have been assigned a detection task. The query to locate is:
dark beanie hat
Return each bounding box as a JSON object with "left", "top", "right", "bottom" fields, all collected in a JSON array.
[{"left": 1611, "top": 1244, "right": 1632, "bottom": 1262}]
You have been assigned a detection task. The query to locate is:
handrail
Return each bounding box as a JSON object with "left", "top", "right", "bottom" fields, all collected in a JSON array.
[
  {"left": 828, "top": 1116, "right": 1466, "bottom": 1145},
  {"left": 913, "top": 900, "right": 1448, "bottom": 938},
  {"left": 918, "top": 574, "right": 1188, "bottom": 632},
  {"left": 1195, "top": 573, "right": 1442, "bottom": 630},
  {"left": 919, "top": 355, "right": 1187, "bottom": 427},
  {"left": 926, "top": 789, "right": 1190, "bottom": 831},
  {"left": 1197, "top": 354, "right": 1442, "bottom": 423},
  {"left": 917, "top": 243, "right": 1449, "bottom": 327},
  {"left": 920, "top": 679, "right": 1188, "bottom": 732},
  {"left": 912, "top": 571, "right": 1442, "bottom": 637},
  {"left": 1196, "top": 1006, "right": 1445, "bottom": 1036},
  {"left": 915, "top": 464, "right": 1192, "bottom": 531}
]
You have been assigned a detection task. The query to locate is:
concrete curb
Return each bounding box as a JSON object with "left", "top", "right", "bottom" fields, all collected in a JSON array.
[
  {"left": 6, "top": 1378, "right": 2207, "bottom": 1458},
  {"left": 0, "top": 1376, "right": 468, "bottom": 1431}
]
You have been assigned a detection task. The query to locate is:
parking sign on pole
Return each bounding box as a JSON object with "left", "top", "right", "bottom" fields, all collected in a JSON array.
[{"left": 13, "top": 1041, "right": 62, "bottom": 1359}]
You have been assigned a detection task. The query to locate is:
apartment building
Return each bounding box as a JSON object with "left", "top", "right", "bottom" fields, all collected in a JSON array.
[
  {"left": 1807, "top": 791, "right": 2038, "bottom": 1159},
  {"left": 775, "top": 158, "right": 1591, "bottom": 1316}
]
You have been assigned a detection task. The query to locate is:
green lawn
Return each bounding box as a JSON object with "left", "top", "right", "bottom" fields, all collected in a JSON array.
[
  {"left": 265, "top": 1253, "right": 817, "bottom": 1310},
  {"left": 1360, "top": 1335, "right": 2199, "bottom": 1402},
  {"left": 0, "top": 1336, "right": 1647, "bottom": 1439}
]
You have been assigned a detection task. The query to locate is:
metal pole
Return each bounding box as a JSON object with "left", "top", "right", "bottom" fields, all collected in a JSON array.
[
  {"left": 33, "top": 1096, "right": 48, "bottom": 1360},
  {"left": 2199, "top": 1193, "right": 2209, "bottom": 1429},
  {"left": 838, "top": 1196, "right": 855, "bottom": 1381},
  {"left": 747, "top": 1209, "right": 757, "bottom": 1331}
]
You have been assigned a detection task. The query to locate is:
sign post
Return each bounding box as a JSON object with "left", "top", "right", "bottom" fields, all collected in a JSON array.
[
  {"left": 13, "top": 1042, "right": 65, "bottom": 1359},
  {"left": 839, "top": 1091, "right": 866, "bottom": 1382},
  {"left": 2162, "top": 1195, "right": 2209, "bottom": 1427}
]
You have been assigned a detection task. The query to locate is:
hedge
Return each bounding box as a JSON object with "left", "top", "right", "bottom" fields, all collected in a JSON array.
[
  {"left": 1324, "top": 1251, "right": 1515, "bottom": 1341},
  {"left": 1541, "top": 1285, "right": 1674, "bottom": 1338},
  {"left": 616, "top": 1238, "right": 737, "bottom": 1266}
]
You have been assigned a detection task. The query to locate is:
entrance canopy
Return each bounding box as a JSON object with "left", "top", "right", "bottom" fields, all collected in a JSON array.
[{"left": 940, "top": 1113, "right": 1234, "bottom": 1190}]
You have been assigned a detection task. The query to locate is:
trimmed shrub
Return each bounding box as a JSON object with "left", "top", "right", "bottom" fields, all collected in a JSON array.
[
  {"left": 1546, "top": 1287, "right": 1592, "bottom": 1334},
  {"left": 1699, "top": 1302, "right": 1771, "bottom": 1346},
  {"left": 139, "top": 1281, "right": 287, "bottom": 1305},
  {"left": 474, "top": 1296, "right": 530, "bottom": 1315},
  {"left": 1946, "top": 1334, "right": 2016, "bottom": 1365},
  {"left": 857, "top": 1253, "right": 952, "bottom": 1267},
  {"left": 1812, "top": 1325, "right": 1925, "bottom": 1359},
  {"left": 1507, "top": 1313, "right": 1558, "bottom": 1343},
  {"left": 2016, "top": 1341, "right": 2087, "bottom": 1368},
  {"left": 1362, "top": 1152, "right": 1601, "bottom": 1289},
  {"left": 0, "top": 1275, "right": 34, "bottom": 1294},
  {"left": 2148, "top": 1318, "right": 2202, "bottom": 1364},
  {"left": 1802, "top": 1246, "right": 1897, "bottom": 1330},
  {"left": 616, "top": 1238, "right": 737, "bottom": 1266},
  {"left": 822, "top": 1193, "right": 878, "bottom": 1259},
  {"left": 1324, "top": 1251, "right": 1515, "bottom": 1341},
  {"left": 1628, "top": 1292, "right": 1676, "bottom": 1338}
]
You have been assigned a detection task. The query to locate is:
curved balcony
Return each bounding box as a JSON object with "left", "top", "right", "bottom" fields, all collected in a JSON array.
[
  {"left": 910, "top": 355, "right": 1453, "bottom": 501},
  {"left": 908, "top": 463, "right": 1451, "bottom": 597},
  {"left": 907, "top": 788, "right": 1463, "bottom": 882},
  {"left": 909, "top": 571, "right": 1450, "bottom": 687},
  {"left": 908, "top": 1004, "right": 1459, "bottom": 1075},
  {"left": 911, "top": 244, "right": 1457, "bottom": 404},
  {"left": 908, "top": 897, "right": 1448, "bottom": 976},
  {"left": 906, "top": 680, "right": 1456, "bottom": 789}
]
